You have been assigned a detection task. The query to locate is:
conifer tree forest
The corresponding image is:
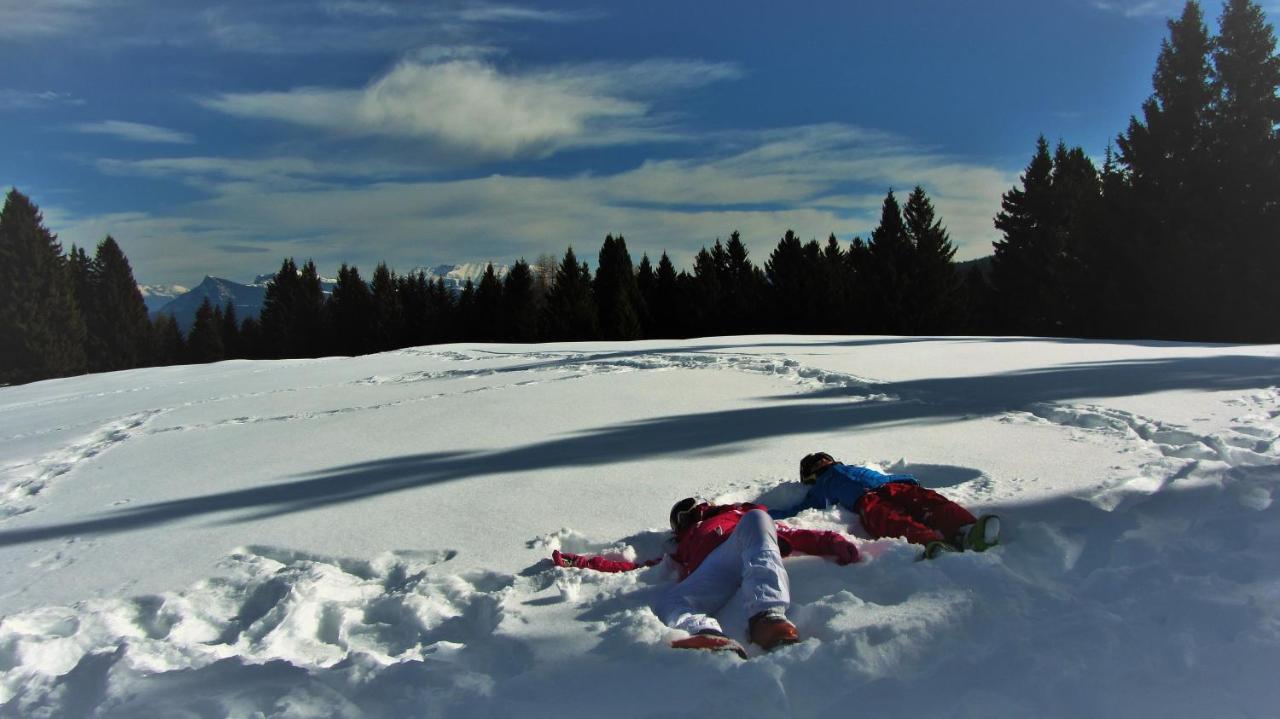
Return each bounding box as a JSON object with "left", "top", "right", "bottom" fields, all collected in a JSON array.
[{"left": 1, "top": 0, "right": 1276, "bottom": 385}]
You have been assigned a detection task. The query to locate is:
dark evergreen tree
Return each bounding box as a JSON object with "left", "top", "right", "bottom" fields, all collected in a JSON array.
[
  {"left": 817, "top": 234, "right": 850, "bottom": 333},
  {"left": 370, "top": 262, "right": 403, "bottom": 352},
  {"left": 990, "top": 139, "right": 1059, "bottom": 335},
  {"left": 689, "top": 244, "right": 724, "bottom": 337},
  {"left": 722, "top": 232, "right": 765, "bottom": 335},
  {"left": 296, "top": 260, "right": 326, "bottom": 356},
  {"left": 259, "top": 258, "right": 325, "bottom": 357},
  {"left": 1211, "top": 0, "right": 1280, "bottom": 339},
  {"left": 220, "top": 301, "right": 241, "bottom": 359},
  {"left": 0, "top": 189, "right": 87, "bottom": 384},
  {"left": 902, "top": 187, "right": 960, "bottom": 334},
  {"left": 327, "top": 263, "right": 372, "bottom": 356},
  {"left": 593, "top": 235, "right": 643, "bottom": 340},
  {"left": 636, "top": 253, "right": 656, "bottom": 337},
  {"left": 845, "top": 236, "right": 872, "bottom": 333},
  {"left": 186, "top": 297, "right": 224, "bottom": 363},
  {"left": 66, "top": 245, "right": 98, "bottom": 362},
  {"left": 397, "top": 271, "right": 430, "bottom": 348},
  {"left": 1116, "top": 1, "right": 1217, "bottom": 338},
  {"left": 87, "top": 236, "right": 151, "bottom": 370},
  {"left": 259, "top": 258, "right": 300, "bottom": 359},
  {"left": 649, "top": 252, "right": 683, "bottom": 338},
  {"left": 473, "top": 263, "right": 504, "bottom": 342},
  {"left": 502, "top": 260, "right": 539, "bottom": 342},
  {"left": 455, "top": 278, "right": 477, "bottom": 342},
  {"left": 541, "top": 247, "right": 598, "bottom": 340},
  {"left": 765, "top": 230, "right": 820, "bottom": 333},
  {"left": 151, "top": 313, "right": 186, "bottom": 365},
  {"left": 864, "top": 191, "right": 915, "bottom": 334},
  {"left": 426, "top": 277, "right": 455, "bottom": 344}
]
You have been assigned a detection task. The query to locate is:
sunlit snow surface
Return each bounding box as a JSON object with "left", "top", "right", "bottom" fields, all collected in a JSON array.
[{"left": 1, "top": 336, "right": 1278, "bottom": 718}]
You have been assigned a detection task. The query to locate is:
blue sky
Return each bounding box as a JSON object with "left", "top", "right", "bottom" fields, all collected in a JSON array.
[{"left": 3, "top": 0, "right": 1269, "bottom": 286}]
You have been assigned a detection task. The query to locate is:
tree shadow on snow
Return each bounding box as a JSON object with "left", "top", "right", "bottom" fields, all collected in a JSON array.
[{"left": 0, "top": 353, "right": 1276, "bottom": 547}]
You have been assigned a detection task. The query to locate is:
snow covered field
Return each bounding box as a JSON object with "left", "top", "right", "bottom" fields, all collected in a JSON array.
[{"left": 1, "top": 336, "right": 1278, "bottom": 718}]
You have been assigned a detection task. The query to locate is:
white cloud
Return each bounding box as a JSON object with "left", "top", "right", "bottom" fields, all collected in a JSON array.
[
  {"left": 200, "top": 58, "right": 739, "bottom": 159},
  {"left": 0, "top": 0, "right": 95, "bottom": 39},
  {"left": 1090, "top": 1, "right": 1179, "bottom": 19},
  {"left": 0, "top": 89, "right": 83, "bottom": 110},
  {"left": 71, "top": 123, "right": 1015, "bottom": 284},
  {"left": 71, "top": 120, "right": 194, "bottom": 144}
]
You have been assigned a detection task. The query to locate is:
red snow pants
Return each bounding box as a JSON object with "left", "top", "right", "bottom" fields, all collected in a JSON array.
[{"left": 855, "top": 483, "right": 977, "bottom": 546}]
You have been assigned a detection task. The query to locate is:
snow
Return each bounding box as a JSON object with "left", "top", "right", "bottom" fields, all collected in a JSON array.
[{"left": 1, "top": 336, "right": 1278, "bottom": 717}]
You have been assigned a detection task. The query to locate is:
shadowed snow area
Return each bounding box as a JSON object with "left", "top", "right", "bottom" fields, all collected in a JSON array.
[{"left": 0, "top": 336, "right": 1278, "bottom": 717}]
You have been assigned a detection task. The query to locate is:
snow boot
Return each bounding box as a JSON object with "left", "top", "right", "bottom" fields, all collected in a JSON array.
[
  {"left": 671, "top": 630, "right": 748, "bottom": 659},
  {"left": 748, "top": 609, "right": 799, "bottom": 651},
  {"left": 959, "top": 515, "right": 1001, "bottom": 552},
  {"left": 920, "top": 541, "right": 959, "bottom": 561}
]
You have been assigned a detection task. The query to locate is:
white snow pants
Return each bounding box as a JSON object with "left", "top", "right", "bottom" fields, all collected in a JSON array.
[{"left": 654, "top": 509, "right": 790, "bottom": 636}]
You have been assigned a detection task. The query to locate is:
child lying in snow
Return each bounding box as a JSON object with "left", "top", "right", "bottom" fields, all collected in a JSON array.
[
  {"left": 770, "top": 452, "right": 1001, "bottom": 560},
  {"left": 553, "top": 500, "right": 858, "bottom": 656}
]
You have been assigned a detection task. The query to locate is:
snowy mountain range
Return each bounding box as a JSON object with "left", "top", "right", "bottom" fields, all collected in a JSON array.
[
  {"left": 136, "top": 284, "right": 188, "bottom": 315},
  {"left": 146, "top": 264, "right": 504, "bottom": 330}
]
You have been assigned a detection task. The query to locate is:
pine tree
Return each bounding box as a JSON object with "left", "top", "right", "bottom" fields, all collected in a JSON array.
[
  {"left": 765, "top": 230, "right": 818, "bottom": 333},
  {"left": 902, "top": 187, "right": 960, "bottom": 334},
  {"left": 296, "top": 260, "right": 325, "bottom": 356},
  {"left": 1116, "top": 1, "right": 1217, "bottom": 339},
  {"left": 187, "top": 297, "right": 224, "bottom": 363},
  {"left": 502, "top": 259, "right": 539, "bottom": 342},
  {"left": 260, "top": 258, "right": 325, "bottom": 357},
  {"left": 990, "top": 138, "right": 1058, "bottom": 335},
  {"left": 636, "top": 253, "right": 656, "bottom": 337},
  {"left": 397, "top": 271, "right": 430, "bottom": 348},
  {"left": 593, "top": 235, "right": 643, "bottom": 340},
  {"left": 327, "top": 263, "right": 372, "bottom": 356},
  {"left": 219, "top": 301, "right": 241, "bottom": 359},
  {"left": 818, "top": 234, "right": 850, "bottom": 333},
  {"left": 66, "top": 245, "right": 99, "bottom": 362},
  {"left": 541, "top": 247, "right": 598, "bottom": 341},
  {"left": 259, "top": 258, "right": 300, "bottom": 359},
  {"left": 650, "top": 251, "right": 683, "bottom": 338},
  {"left": 722, "top": 232, "right": 764, "bottom": 335},
  {"left": 846, "top": 236, "right": 872, "bottom": 333},
  {"left": 1212, "top": 0, "right": 1280, "bottom": 339},
  {"left": 151, "top": 313, "right": 185, "bottom": 365},
  {"left": 426, "top": 277, "right": 454, "bottom": 344},
  {"left": 864, "top": 191, "right": 914, "bottom": 334},
  {"left": 87, "top": 236, "right": 151, "bottom": 371},
  {"left": 370, "top": 262, "right": 403, "bottom": 352},
  {"left": 0, "top": 189, "right": 87, "bottom": 383},
  {"left": 473, "top": 263, "right": 504, "bottom": 342},
  {"left": 456, "top": 278, "right": 477, "bottom": 342},
  {"left": 689, "top": 244, "right": 723, "bottom": 336}
]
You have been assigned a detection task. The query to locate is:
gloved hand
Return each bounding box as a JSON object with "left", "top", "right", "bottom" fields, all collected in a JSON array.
[
  {"left": 828, "top": 537, "right": 859, "bottom": 565},
  {"left": 552, "top": 550, "right": 588, "bottom": 568}
]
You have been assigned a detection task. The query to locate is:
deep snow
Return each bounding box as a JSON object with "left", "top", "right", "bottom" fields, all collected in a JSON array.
[{"left": 1, "top": 336, "right": 1278, "bottom": 718}]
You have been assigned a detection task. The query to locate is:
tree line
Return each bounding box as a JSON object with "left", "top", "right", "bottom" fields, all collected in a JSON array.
[{"left": 1, "top": 0, "right": 1275, "bottom": 386}]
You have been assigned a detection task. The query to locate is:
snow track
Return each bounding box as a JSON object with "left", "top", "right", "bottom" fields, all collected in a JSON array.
[{"left": 1, "top": 339, "right": 1279, "bottom": 717}]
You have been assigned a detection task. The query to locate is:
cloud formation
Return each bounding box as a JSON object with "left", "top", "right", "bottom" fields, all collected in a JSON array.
[
  {"left": 1090, "top": 1, "right": 1180, "bottom": 19},
  {"left": 77, "top": 123, "right": 1014, "bottom": 284},
  {"left": 0, "top": 89, "right": 83, "bottom": 110},
  {"left": 0, "top": 0, "right": 94, "bottom": 39},
  {"left": 201, "top": 58, "right": 740, "bottom": 158},
  {"left": 72, "top": 120, "right": 194, "bottom": 144}
]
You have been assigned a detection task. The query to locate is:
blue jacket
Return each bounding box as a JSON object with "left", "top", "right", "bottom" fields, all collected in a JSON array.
[{"left": 767, "top": 463, "right": 917, "bottom": 519}]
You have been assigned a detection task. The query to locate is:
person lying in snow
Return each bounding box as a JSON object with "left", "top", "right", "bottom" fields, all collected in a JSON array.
[
  {"left": 552, "top": 499, "right": 858, "bottom": 657},
  {"left": 769, "top": 452, "right": 1000, "bottom": 560}
]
